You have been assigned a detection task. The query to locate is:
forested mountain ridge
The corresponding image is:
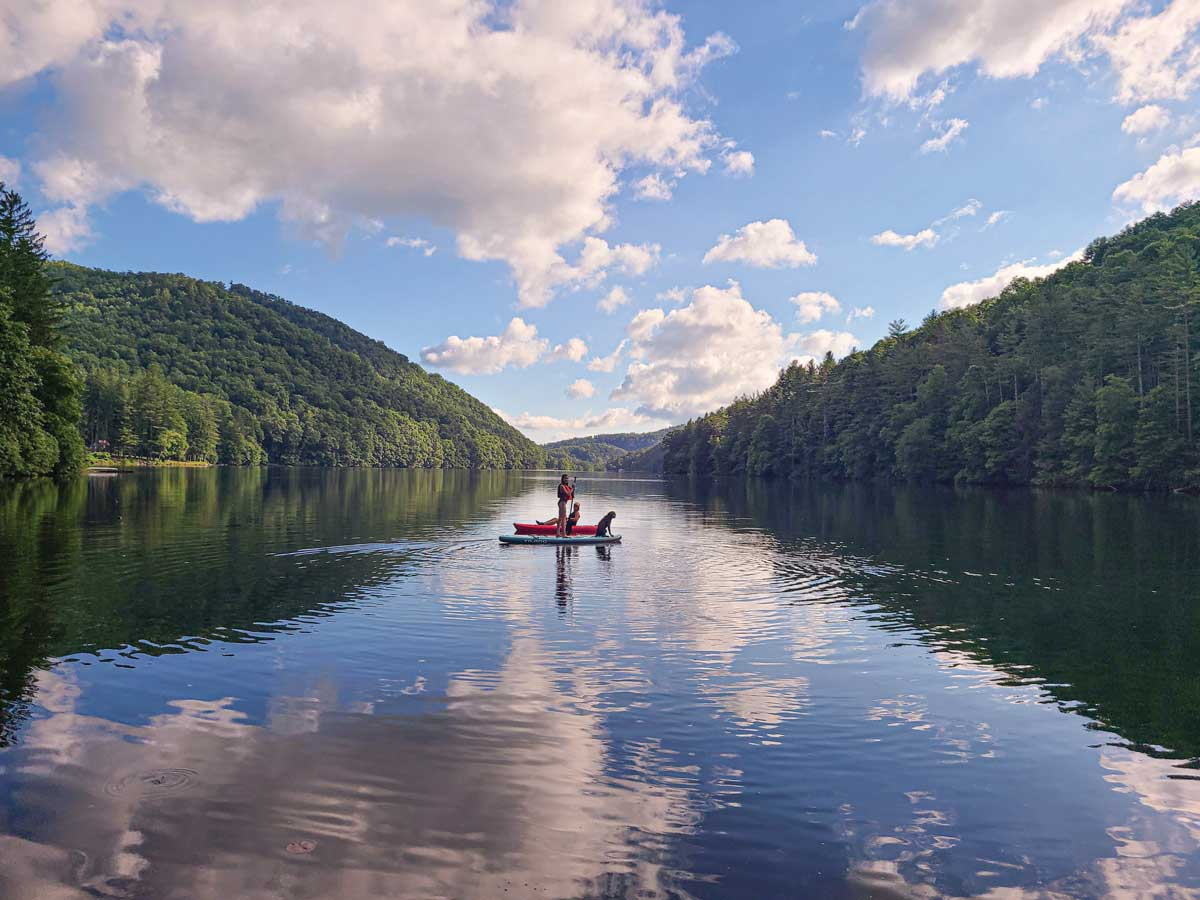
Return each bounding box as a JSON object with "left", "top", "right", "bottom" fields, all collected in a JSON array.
[
  {"left": 54, "top": 263, "right": 545, "bottom": 469},
  {"left": 650, "top": 202, "right": 1200, "bottom": 491},
  {"left": 544, "top": 428, "right": 670, "bottom": 470}
]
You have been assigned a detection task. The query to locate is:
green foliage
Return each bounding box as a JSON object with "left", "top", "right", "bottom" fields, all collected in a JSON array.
[
  {"left": 544, "top": 429, "right": 670, "bottom": 471},
  {"left": 53, "top": 264, "right": 546, "bottom": 469},
  {"left": 0, "top": 183, "right": 82, "bottom": 479},
  {"left": 652, "top": 201, "right": 1200, "bottom": 492}
]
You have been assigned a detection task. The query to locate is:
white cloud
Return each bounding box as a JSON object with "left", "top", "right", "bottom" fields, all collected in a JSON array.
[
  {"left": 983, "top": 210, "right": 1012, "bottom": 229},
  {"left": 597, "top": 286, "right": 630, "bottom": 314},
  {"left": 920, "top": 118, "right": 969, "bottom": 153},
  {"left": 848, "top": 127, "right": 867, "bottom": 146},
  {"left": 611, "top": 281, "right": 797, "bottom": 418},
  {"left": 656, "top": 286, "right": 689, "bottom": 304},
  {"left": 1031, "top": 97, "right": 1049, "bottom": 110},
  {"left": 38, "top": 204, "right": 92, "bottom": 256},
  {"left": 420, "top": 317, "right": 548, "bottom": 374},
  {"left": 1099, "top": 0, "right": 1200, "bottom": 104},
  {"left": 873, "top": 198, "right": 982, "bottom": 250},
  {"left": 871, "top": 227, "right": 938, "bottom": 250},
  {"left": 547, "top": 337, "right": 589, "bottom": 364},
  {"left": 634, "top": 173, "right": 674, "bottom": 201},
  {"left": 934, "top": 198, "right": 982, "bottom": 223},
  {"left": 940, "top": 250, "right": 1084, "bottom": 309},
  {"left": 1121, "top": 104, "right": 1171, "bottom": 134},
  {"left": 721, "top": 149, "right": 755, "bottom": 176},
  {"left": 586, "top": 339, "right": 627, "bottom": 373},
  {"left": 496, "top": 406, "right": 654, "bottom": 442},
  {"left": 1112, "top": 146, "right": 1200, "bottom": 213},
  {"left": 703, "top": 219, "right": 817, "bottom": 268},
  {"left": 0, "top": 156, "right": 20, "bottom": 186},
  {"left": 856, "top": 0, "right": 1200, "bottom": 109},
  {"left": 818, "top": 129, "right": 838, "bottom": 139},
  {"left": 386, "top": 236, "right": 436, "bottom": 256},
  {"left": 566, "top": 378, "right": 595, "bottom": 399},
  {"left": 9, "top": 0, "right": 732, "bottom": 308},
  {"left": 790, "top": 291, "right": 841, "bottom": 324},
  {"left": 794, "top": 329, "right": 859, "bottom": 364},
  {"left": 847, "top": 305, "right": 876, "bottom": 322},
  {"left": 855, "top": 0, "right": 1131, "bottom": 101}
]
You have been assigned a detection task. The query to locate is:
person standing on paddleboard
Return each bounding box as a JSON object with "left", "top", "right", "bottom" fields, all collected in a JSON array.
[{"left": 555, "top": 474, "right": 574, "bottom": 538}]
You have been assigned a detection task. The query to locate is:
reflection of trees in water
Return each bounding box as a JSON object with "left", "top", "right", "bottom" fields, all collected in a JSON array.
[
  {"left": 669, "top": 477, "right": 1200, "bottom": 758},
  {"left": 0, "top": 468, "right": 522, "bottom": 747}
]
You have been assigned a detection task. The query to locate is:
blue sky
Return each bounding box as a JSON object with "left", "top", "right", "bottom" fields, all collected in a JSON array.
[{"left": 2, "top": 0, "right": 1198, "bottom": 440}]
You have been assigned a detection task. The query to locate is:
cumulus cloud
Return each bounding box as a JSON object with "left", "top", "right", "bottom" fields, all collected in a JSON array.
[
  {"left": 871, "top": 227, "right": 938, "bottom": 250},
  {"left": 873, "top": 198, "right": 982, "bottom": 250},
  {"left": 566, "top": 378, "right": 596, "bottom": 399},
  {"left": 0, "top": 156, "right": 20, "bottom": 186},
  {"left": 855, "top": 0, "right": 1130, "bottom": 101},
  {"left": 847, "top": 305, "right": 876, "bottom": 322},
  {"left": 1099, "top": 0, "right": 1200, "bottom": 104},
  {"left": 940, "top": 250, "right": 1084, "bottom": 309},
  {"left": 702, "top": 219, "right": 816, "bottom": 268},
  {"left": 656, "top": 286, "right": 689, "bottom": 304},
  {"left": 790, "top": 291, "right": 841, "bottom": 324},
  {"left": 1121, "top": 104, "right": 1171, "bottom": 134},
  {"left": 721, "top": 148, "right": 755, "bottom": 176},
  {"left": 37, "top": 204, "right": 92, "bottom": 255},
  {"left": 496, "top": 405, "right": 654, "bottom": 441},
  {"left": 794, "top": 329, "right": 859, "bottom": 364},
  {"left": 611, "top": 281, "right": 797, "bottom": 418},
  {"left": 856, "top": 0, "right": 1200, "bottom": 109},
  {"left": 586, "top": 339, "right": 627, "bottom": 373},
  {"left": 547, "top": 337, "right": 589, "bottom": 364},
  {"left": 420, "top": 317, "right": 548, "bottom": 375},
  {"left": 597, "top": 285, "right": 630, "bottom": 314},
  {"left": 920, "top": 118, "right": 969, "bottom": 153},
  {"left": 7, "top": 0, "right": 732, "bottom": 306},
  {"left": 634, "top": 173, "right": 674, "bottom": 201},
  {"left": 1112, "top": 147, "right": 1200, "bottom": 213},
  {"left": 386, "top": 236, "right": 436, "bottom": 256}
]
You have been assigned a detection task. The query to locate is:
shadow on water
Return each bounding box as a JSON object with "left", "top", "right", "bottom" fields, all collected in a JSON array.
[{"left": 669, "top": 476, "right": 1200, "bottom": 758}]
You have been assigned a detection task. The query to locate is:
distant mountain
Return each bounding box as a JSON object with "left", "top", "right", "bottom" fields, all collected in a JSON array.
[
  {"left": 54, "top": 263, "right": 544, "bottom": 468},
  {"left": 543, "top": 428, "right": 671, "bottom": 471}
]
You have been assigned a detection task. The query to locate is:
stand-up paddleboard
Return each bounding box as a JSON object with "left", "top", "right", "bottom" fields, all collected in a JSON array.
[
  {"left": 499, "top": 534, "right": 621, "bottom": 546},
  {"left": 513, "top": 522, "right": 597, "bottom": 536}
]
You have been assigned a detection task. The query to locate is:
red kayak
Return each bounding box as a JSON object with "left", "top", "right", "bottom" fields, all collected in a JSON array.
[{"left": 512, "top": 522, "right": 597, "bottom": 536}]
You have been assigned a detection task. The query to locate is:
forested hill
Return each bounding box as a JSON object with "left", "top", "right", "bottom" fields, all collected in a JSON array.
[
  {"left": 650, "top": 202, "right": 1200, "bottom": 491},
  {"left": 53, "top": 264, "right": 544, "bottom": 468},
  {"left": 544, "top": 428, "right": 670, "bottom": 470}
]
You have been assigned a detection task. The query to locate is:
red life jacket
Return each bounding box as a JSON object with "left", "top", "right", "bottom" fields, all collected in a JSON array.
[{"left": 558, "top": 483, "right": 574, "bottom": 503}]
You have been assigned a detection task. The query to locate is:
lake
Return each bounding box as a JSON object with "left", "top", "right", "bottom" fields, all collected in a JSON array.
[{"left": 1, "top": 468, "right": 1199, "bottom": 899}]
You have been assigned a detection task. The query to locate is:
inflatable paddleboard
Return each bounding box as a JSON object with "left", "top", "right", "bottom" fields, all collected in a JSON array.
[
  {"left": 499, "top": 534, "right": 621, "bottom": 546},
  {"left": 513, "top": 522, "right": 597, "bottom": 536}
]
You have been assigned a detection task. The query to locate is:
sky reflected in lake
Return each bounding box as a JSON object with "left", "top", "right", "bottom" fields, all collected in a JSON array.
[{"left": 1, "top": 469, "right": 1198, "bottom": 898}]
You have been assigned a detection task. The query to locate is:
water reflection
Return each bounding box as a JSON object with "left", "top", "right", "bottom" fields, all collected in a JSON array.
[{"left": 0, "top": 470, "right": 1198, "bottom": 898}]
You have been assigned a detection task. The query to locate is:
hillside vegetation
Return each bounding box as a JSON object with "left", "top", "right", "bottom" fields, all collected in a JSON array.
[
  {"left": 544, "top": 429, "right": 670, "bottom": 470},
  {"left": 649, "top": 202, "right": 1200, "bottom": 491},
  {"left": 55, "top": 264, "right": 545, "bottom": 469},
  {"left": 0, "top": 184, "right": 83, "bottom": 479}
]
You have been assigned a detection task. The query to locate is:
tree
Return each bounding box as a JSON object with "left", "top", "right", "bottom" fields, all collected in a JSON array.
[
  {"left": 1091, "top": 376, "right": 1137, "bottom": 487},
  {"left": 0, "top": 183, "right": 82, "bottom": 478}
]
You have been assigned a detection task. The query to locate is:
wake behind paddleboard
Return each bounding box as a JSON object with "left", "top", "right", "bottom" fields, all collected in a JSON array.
[{"left": 499, "top": 534, "right": 621, "bottom": 546}]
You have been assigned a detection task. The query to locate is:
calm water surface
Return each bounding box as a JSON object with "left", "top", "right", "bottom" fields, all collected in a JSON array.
[{"left": 1, "top": 469, "right": 1199, "bottom": 899}]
